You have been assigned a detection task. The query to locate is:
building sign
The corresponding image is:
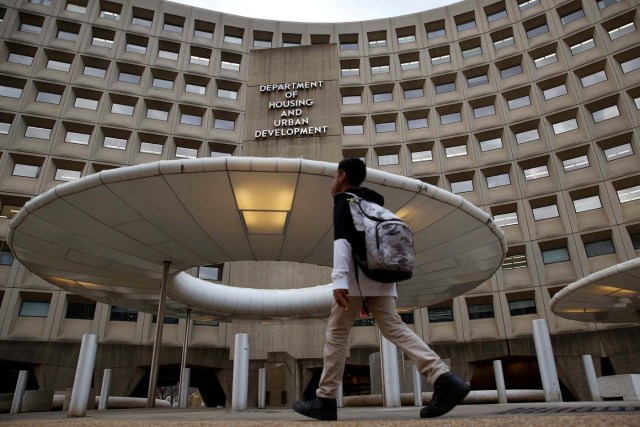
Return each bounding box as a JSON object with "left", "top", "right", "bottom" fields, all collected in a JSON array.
[{"left": 254, "top": 80, "right": 329, "bottom": 139}]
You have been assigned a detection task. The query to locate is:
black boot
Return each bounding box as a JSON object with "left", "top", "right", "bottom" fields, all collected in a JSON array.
[
  {"left": 420, "top": 372, "right": 470, "bottom": 418},
  {"left": 293, "top": 397, "right": 337, "bottom": 421}
]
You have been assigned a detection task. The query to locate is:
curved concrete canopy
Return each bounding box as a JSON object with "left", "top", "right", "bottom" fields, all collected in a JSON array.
[
  {"left": 8, "top": 157, "right": 506, "bottom": 320},
  {"left": 550, "top": 258, "right": 640, "bottom": 324}
]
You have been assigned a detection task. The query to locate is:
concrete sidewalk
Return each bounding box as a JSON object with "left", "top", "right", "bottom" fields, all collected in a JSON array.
[{"left": 1, "top": 401, "right": 639, "bottom": 426}]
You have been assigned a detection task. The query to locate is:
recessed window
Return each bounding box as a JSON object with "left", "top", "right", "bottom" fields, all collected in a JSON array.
[
  {"left": 457, "top": 19, "right": 476, "bottom": 32},
  {"left": 500, "top": 64, "right": 523, "bottom": 79},
  {"left": 534, "top": 53, "right": 557, "bottom": 68},
  {"left": 493, "top": 36, "right": 514, "bottom": 50},
  {"left": 74, "top": 97, "right": 99, "bottom": 110},
  {"left": 526, "top": 24, "right": 549, "bottom": 39},
  {"left": 621, "top": 57, "right": 640, "bottom": 74},
  {"left": 0, "top": 119, "right": 11, "bottom": 135},
  {"left": 574, "top": 195, "right": 602, "bottom": 213},
  {"left": 343, "top": 125, "right": 363, "bottom": 135},
  {"left": 253, "top": 39, "right": 272, "bottom": 48},
  {"left": 581, "top": 70, "right": 607, "bottom": 87},
  {"left": 563, "top": 155, "right": 590, "bottom": 172},
  {"left": 533, "top": 204, "right": 559, "bottom": 220},
  {"left": 66, "top": 302, "right": 96, "bottom": 319},
  {"left": 630, "top": 232, "right": 640, "bottom": 250},
  {"left": 65, "top": 131, "right": 89, "bottom": 145},
  {"left": 480, "top": 137, "right": 503, "bottom": 152},
  {"left": 221, "top": 60, "right": 240, "bottom": 71},
  {"left": 25, "top": 126, "right": 51, "bottom": 140},
  {"left": 617, "top": 184, "right": 640, "bottom": 203},
  {"left": 224, "top": 34, "right": 243, "bottom": 44},
  {"left": 375, "top": 122, "right": 395, "bottom": 133},
  {"left": 340, "top": 42, "right": 357, "bottom": 50},
  {"left": 146, "top": 108, "right": 168, "bottom": 121},
  {"left": 30, "top": 0, "right": 52, "bottom": 5},
  {"left": 140, "top": 141, "right": 162, "bottom": 155},
  {"left": 518, "top": 0, "right": 540, "bottom": 11},
  {"left": 180, "top": 113, "right": 201, "bottom": 126},
  {"left": 494, "top": 212, "right": 518, "bottom": 227},
  {"left": 83, "top": 65, "right": 106, "bottom": 78},
  {"left": 451, "top": 180, "right": 473, "bottom": 194},
  {"left": 407, "top": 118, "right": 428, "bottom": 130},
  {"left": 468, "top": 303, "right": 494, "bottom": 320},
  {"left": 445, "top": 145, "right": 467, "bottom": 158},
  {"left": 542, "top": 247, "right": 570, "bottom": 264},
  {"left": 435, "top": 82, "right": 456, "bottom": 94},
  {"left": 570, "top": 39, "right": 595, "bottom": 55},
  {"left": 47, "top": 59, "right": 71, "bottom": 72},
  {"left": 103, "top": 136, "right": 127, "bottom": 150},
  {"left": 218, "top": 88, "right": 238, "bottom": 100},
  {"left": 13, "top": 163, "right": 40, "bottom": 178},
  {"left": 368, "top": 38, "right": 386, "bottom": 48},
  {"left": 163, "top": 23, "right": 183, "bottom": 34},
  {"left": 560, "top": 9, "right": 585, "bottom": 26},
  {"left": 371, "top": 65, "right": 390, "bottom": 74},
  {"left": 585, "top": 239, "right": 615, "bottom": 257},
  {"left": 592, "top": 105, "right": 620, "bottom": 123},
  {"left": 190, "top": 55, "right": 209, "bottom": 66},
  {"left": 176, "top": 146, "right": 197, "bottom": 159},
  {"left": 194, "top": 21, "right": 214, "bottom": 39},
  {"left": 503, "top": 253, "right": 527, "bottom": 269},
  {"left": 126, "top": 43, "right": 146, "bottom": 55},
  {"left": 19, "top": 22, "right": 42, "bottom": 34},
  {"left": 427, "top": 28, "right": 445, "bottom": 39},
  {"left": 509, "top": 299, "right": 536, "bottom": 316},
  {"left": 19, "top": 300, "right": 49, "bottom": 317},
  {"left": 65, "top": 2, "right": 86, "bottom": 13},
  {"left": 158, "top": 49, "right": 178, "bottom": 61},
  {"left": 36, "top": 91, "right": 62, "bottom": 105},
  {"left": 474, "top": 105, "right": 496, "bottom": 118},
  {"left": 604, "top": 143, "right": 633, "bottom": 161},
  {"left": 132, "top": 15, "right": 152, "bottom": 27},
  {"left": 508, "top": 95, "right": 531, "bottom": 110},
  {"left": 213, "top": 118, "right": 235, "bottom": 131},
  {"left": 428, "top": 306, "right": 453, "bottom": 323},
  {"left": 516, "top": 129, "right": 539, "bottom": 144},
  {"left": 524, "top": 165, "right": 549, "bottom": 181},
  {"left": 431, "top": 55, "right": 450, "bottom": 66},
  {"left": 608, "top": 22, "right": 636, "bottom": 40},
  {"left": 462, "top": 46, "right": 482, "bottom": 59},
  {"left": 373, "top": 92, "right": 392, "bottom": 103},
  {"left": 401, "top": 60, "right": 420, "bottom": 71},
  {"left": 597, "top": 0, "right": 621, "bottom": 9},
  {"left": 110, "top": 306, "right": 138, "bottom": 322},
  {"left": 543, "top": 84, "right": 567, "bottom": 100},
  {"left": 111, "top": 103, "right": 134, "bottom": 116},
  {"left": 411, "top": 150, "right": 432, "bottom": 162},
  {"left": 199, "top": 264, "right": 223, "bottom": 281},
  {"left": 404, "top": 88, "right": 424, "bottom": 99},
  {"left": 118, "top": 72, "right": 141, "bottom": 84},
  {"left": 378, "top": 154, "right": 399, "bottom": 166},
  {"left": 553, "top": 118, "right": 578, "bottom": 135},
  {"left": 397, "top": 34, "right": 416, "bottom": 44},
  {"left": 8, "top": 52, "right": 34, "bottom": 66},
  {"left": 487, "top": 173, "right": 510, "bottom": 188},
  {"left": 342, "top": 95, "right": 361, "bottom": 105},
  {"left": 100, "top": 10, "right": 120, "bottom": 21},
  {"left": 487, "top": 9, "right": 507, "bottom": 23},
  {"left": 152, "top": 77, "right": 173, "bottom": 90},
  {"left": 91, "top": 36, "right": 113, "bottom": 49},
  {"left": 185, "top": 83, "right": 206, "bottom": 95},
  {"left": 441, "top": 112, "right": 462, "bottom": 125},
  {"left": 467, "top": 74, "right": 489, "bottom": 88},
  {"left": 341, "top": 67, "right": 359, "bottom": 77},
  {"left": 54, "top": 168, "right": 81, "bottom": 182}
]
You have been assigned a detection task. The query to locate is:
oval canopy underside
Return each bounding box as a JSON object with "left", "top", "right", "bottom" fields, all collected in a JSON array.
[{"left": 8, "top": 157, "right": 506, "bottom": 321}]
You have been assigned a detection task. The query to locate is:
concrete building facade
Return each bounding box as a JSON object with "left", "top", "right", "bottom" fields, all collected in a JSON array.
[{"left": 0, "top": 0, "right": 639, "bottom": 407}]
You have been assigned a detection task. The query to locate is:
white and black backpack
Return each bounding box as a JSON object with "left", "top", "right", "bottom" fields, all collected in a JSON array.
[{"left": 345, "top": 192, "right": 416, "bottom": 283}]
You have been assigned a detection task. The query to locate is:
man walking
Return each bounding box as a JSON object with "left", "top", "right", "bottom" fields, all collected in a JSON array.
[{"left": 293, "top": 158, "right": 470, "bottom": 421}]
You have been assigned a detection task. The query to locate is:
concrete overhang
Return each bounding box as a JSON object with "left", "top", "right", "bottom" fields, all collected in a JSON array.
[
  {"left": 551, "top": 257, "right": 640, "bottom": 324},
  {"left": 8, "top": 157, "right": 506, "bottom": 320}
]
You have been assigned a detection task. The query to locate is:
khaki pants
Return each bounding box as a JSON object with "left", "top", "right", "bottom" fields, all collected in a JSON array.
[{"left": 316, "top": 296, "right": 450, "bottom": 399}]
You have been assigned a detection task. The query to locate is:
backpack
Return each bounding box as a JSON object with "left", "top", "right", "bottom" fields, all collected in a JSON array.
[{"left": 345, "top": 192, "right": 416, "bottom": 283}]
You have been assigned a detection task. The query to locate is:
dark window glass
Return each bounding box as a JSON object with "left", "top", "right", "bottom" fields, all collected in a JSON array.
[
  {"left": 110, "top": 306, "right": 138, "bottom": 322},
  {"left": 584, "top": 239, "right": 615, "bottom": 257},
  {"left": 630, "top": 233, "right": 640, "bottom": 250},
  {"left": 19, "top": 301, "right": 49, "bottom": 317},
  {"left": 152, "top": 315, "right": 179, "bottom": 324},
  {"left": 428, "top": 307, "right": 453, "bottom": 323},
  {"left": 468, "top": 303, "right": 494, "bottom": 320},
  {"left": 399, "top": 312, "right": 414, "bottom": 324},
  {"left": 66, "top": 302, "right": 96, "bottom": 319},
  {"left": 542, "top": 247, "right": 570, "bottom": 264},
  {"left": 508, "top": 299, "right": 536, "bottom": 316}
]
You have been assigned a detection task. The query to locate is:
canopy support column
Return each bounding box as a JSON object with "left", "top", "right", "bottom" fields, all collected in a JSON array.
[
  {"left": 147, "top": 260, "right": 171, "bottom": 408},
  {"left": 178, "top": 309, "right": 192, "bottom": 409}
]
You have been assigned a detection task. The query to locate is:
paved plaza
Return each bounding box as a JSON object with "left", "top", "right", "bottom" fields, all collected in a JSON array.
[{"left": 1, "top": 402, "right": 639, "bottom": 426}]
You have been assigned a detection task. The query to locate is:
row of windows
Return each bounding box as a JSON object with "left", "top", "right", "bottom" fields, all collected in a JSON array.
[
  {"left": 13, "top": 0, "right": 628, "bottom": 52},
  {"left": 427, "top": 297, "right": 536, "bottom": 324}
]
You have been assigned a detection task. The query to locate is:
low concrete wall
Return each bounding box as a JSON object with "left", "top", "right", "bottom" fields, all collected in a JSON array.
[
  {"left": 52, "top": 395, "right": 171, "bottom": 410},
  {"left": 343, "top": 389, "right": 545, "bottom": 407},
  {"left": 0, "top": 393, "right": 13, "bottom": 413},
  {"left": 21, "top": 390, "right": 54, "bottom": 413},
  {"left": 598, "top": 375, "right": 640, "bottom": 401}
]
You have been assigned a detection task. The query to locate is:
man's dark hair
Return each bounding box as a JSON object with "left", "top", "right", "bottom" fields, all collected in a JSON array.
[{"left": 338, "top": 158, "right": 367, "bottom": 187}]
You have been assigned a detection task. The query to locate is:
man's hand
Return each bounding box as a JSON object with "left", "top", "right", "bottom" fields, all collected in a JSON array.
[{"left": 333, "top": 289, "right": 349, "bottom": 309}]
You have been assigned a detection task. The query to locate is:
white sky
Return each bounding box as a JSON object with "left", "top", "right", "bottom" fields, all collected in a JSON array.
[{"left": 169, "top": 0, "right": 461, "bottom": 23}]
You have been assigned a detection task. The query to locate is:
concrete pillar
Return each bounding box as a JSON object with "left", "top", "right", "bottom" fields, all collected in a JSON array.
[
  {"left": 532, "top": 319, "right": 562, "bottom": 402},
  {"left": 257, "top": 368, "right": 266, "bottom": 409},
  {"left": 232, "top": 333, "right": 249, "bottom": 410},
  {"left": 337, "top": 382, "right": 344, "bottom": 408},
  {"left": 380, "top": 335, "right": 401, "bottom": 407},
  {"left": 582, "top": 355, "right": 602, "bottom": 401},
  {"left": 412, "top": 365, "right": 422, "bottom": 406},
  {"left": 493, "top": 360, "right": 507, "bottom": 404},
  {"left": 98, "top": 369, "right": 112, "bottom": 410},
  {"left": 10, "top": 370, "right": 29, "bottom": 414},
  {"left": 68, "top": 333, "right": 99, "bottom": 417},
  {"left": 147, "top": 260, "right": 171, "bottom": 408},
  {"left": 178, "top": 309, "right": 192, "bottom": 409}
]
